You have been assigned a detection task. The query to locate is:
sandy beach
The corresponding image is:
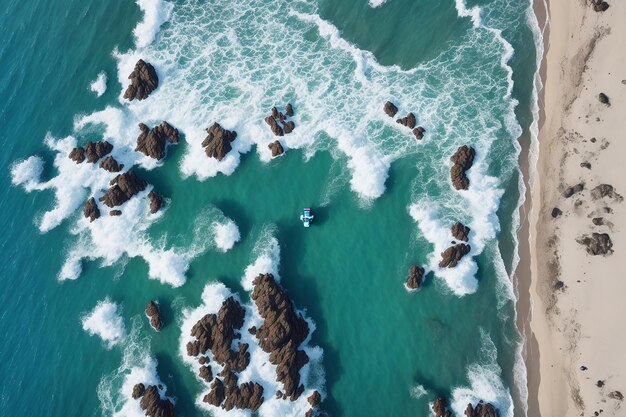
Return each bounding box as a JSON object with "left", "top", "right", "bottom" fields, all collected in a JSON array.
[{"left": 528, "top": 0, "right": 626, "bottom": 416}]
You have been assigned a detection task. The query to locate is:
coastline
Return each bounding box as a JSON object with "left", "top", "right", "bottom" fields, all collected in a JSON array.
[{"left": 527, "top": 0, "right": 626, "bottom": 416}]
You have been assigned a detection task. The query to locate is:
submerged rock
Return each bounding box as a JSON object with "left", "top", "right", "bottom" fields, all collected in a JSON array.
[
  {"left": 439, "top": 243, "right": 471, "bottom": 268},
  {"left": 577, "top": 233, "right": 613, "bottom": 255},
  {"left": 83, "top": 197, "right": 100, "bottom": 222},
  {"left": 84, "top": 141, "right": 113, "bottom": 163},
  {"left": 124, "top": 59, "right": 159, "bottom": 101},
  {"left": 145, "top": 301, "right": 162, "bottom": 331},
  {"left": 563, "top": 183, "right": 584, "bottom": 198},
  {"left": 69, "top": 147, "right": 86, "bottom": 163},
  {"left": 99, "top": 170, "right": 147, "bottom": 208},
  {"left": 268, "top": 140, "right": 284, "bottom": 157},
  {"left": 384, "top": 101, "right": 398, "bottom": 117},
  {"left": 148, "top": 191, "right": 163, "bottom": 214},
  {"left": 450, "top": 145, "right": 476, "bottom": 190},
  {"left": 202, "top": 122, "right": 237, "bottom": 161},
  {"left": 406, "top": 265, "right": 424, "bottom": 290},
  {"left": 99, "top": 156, "right": 123, "bottom": 173},
  {"left": 451, "top": 221, "right": 470, "bottom": 242},
  {"left": 396, "top": 112, "right": 416, "bottom": 129},
  {"left": 135, "top": 122, "right": 180, "bottom": 160}
]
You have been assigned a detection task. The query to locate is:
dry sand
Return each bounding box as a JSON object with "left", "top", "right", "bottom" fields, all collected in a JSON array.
[{"left": 529, "top": 0, "right": 626, "bottom": 416}]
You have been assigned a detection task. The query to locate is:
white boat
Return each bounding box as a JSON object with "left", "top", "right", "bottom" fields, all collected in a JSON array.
[{"left": 300, "top": 208, "right": 314, "bottom": 227}]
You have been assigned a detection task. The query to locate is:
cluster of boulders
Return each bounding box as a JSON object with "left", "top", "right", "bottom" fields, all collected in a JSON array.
[
  {"left": 202, "top": 122, "right": 237, "bottom": 161},
  {"left": 268, "top": 140, "right": 285, "bottom": 157},
  {"left": 433, "top": 397, "right": 499, "bottom": 417},
  {"left": 203, "top": 371, "right": 264, "bottom": 413},
  {"left": 304, "top": 390, "right": 326, "bottom": 417},
  {"left": 265, "top": 104, "right": 295, "bottom": 137},
  {"left": 406, "top": 265, "right": 425, "bottom": 290},
  {"left": 145, "top": 301, "right": 162, "bottom": 331},
  {"left": 383, "top": 101, "right": 426, "bottom": 140},
  {"left": 131, "top": 383, "right": 175, "bottom": 417},
  {"left": 136, "top": 122, "right": 179, "bottom": 160},
  {"left": 577, "top": 233, "right": 613, "bottom": 256},
  {"left": 451, "top": 221, "right": 470, "bottom": 242},
  {"left": 450, "top": 145, "right": 475, "bottom": 190},
  {"left": 124, "top": 59, "right": 159, "bottom": 101},
  {"left": 440, "top": 222, "right": 472, "bottom": 268},
  {"left": 69, "top": 140, "right": 114, "bottom": 164},
  {"left": 590, "top": 0, "right": 609, "bottom": 12},
  {"left": 99, "top": 170, "right": 148, "bottom": 208}
]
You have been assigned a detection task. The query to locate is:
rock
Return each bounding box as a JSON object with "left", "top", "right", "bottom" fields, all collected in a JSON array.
[
  {"left": 132, "top": 383, "right": 145, "bottom": 399},
  {"left": 396, "top": 112, "right": 416, "bottom": 129},
  {"left": 406, "top": 265, "right": 424, "bottom": 290},
  {"left": 384, "top": 101, "right": 398, "bottom": 117},
  {"left": 591, "top": 184, "right": 623, "bottom": 201},
  {"left": 202, "top": 122, "right": 238, "bottom": 161},
  {"left": 198, "top": 356, "right": 208, "bottom": 365},
  {"left": 592, "top": 217, "right": 604, "bottom": 226},
  {"left": 99, "top": 156, "right": 123, "bottom": 172},
  {"left": 599, "top": 93, "right": 610, "bottom": 105},
  {"left": 251, "top": 273, "right": 310, "bottom": 400},
  {"left": 308, "top": 390, "right": 322, "bottom": 407},
  {"left": 148, "top": 191, "right": 163, "bottom": 214},
  {"left": 554, "top": 280, "right": 564, "bottom": 290},
  {"left": 580, "top": 365, "right": 588, "bottom": 371},
  {"left": 439, "top": 243, "right": 471, "bottom": 268},
  {"left": 433, "top": 397, "right": 451, "bottom": 417},
  {"left": 450, "top": 145, "right": 476, "bottom": 190},
  {"left": 285, "top": 103, "right": 294, "bottom": 117},
  {"left": 84, "top": 141, "right": 113, "bottom": 163},
  {"left": 220, "top": 372, "right": 264, "bottom": 412},
  {"left": 135, "top": 122, "right": 179, "bottom": 160},
  {"left": 609, "top": 391, "right": 624, "bottom": 401},
  {"left": 69, "top": 147, "right": 86, "bottom": 163},
  {"left": 265, "top": 115, "right": 284, "bottom": 136},
  {"left": 580, "top": 162, "right": 591, "bottom": 169},
  {"left": 199, "top": 365, "right": 213, "bottom": 382},
  {"left": 577, "top": 233, "right": 613, "bottom": 255},
  {"left": 451, "top": 222, "right": 470, "bottom": 242},
  {"left": 268, "top": 140, "right": 284, "bottom": 157},
  {"left": 597, "top": 380, "right": 605, "bottom": 387},
  {"left": 248, "top": 326, "right": 257, "bottom": 335},
  {"left": 110, "top": 210, "right": 122, "bottom": 216},
  {"left": 592, "top": 0, "right": 609, "bottom": 12},
  {"left": 563, "top": 183, "right": 584, "bottom": 198},
  {"left": 186, "top": 341, "right": 199, "bottom": 357},
  {"left": 413, "top": 126, "right": 425, "bottom": 140},
  {"left": 283, "top": 120, "right": 295, "bottom": 134},
  {"left": 551, "top": 207, "right": 563, "bottom": 218},
  {"left": 145, "top": 301, "right": 162, "bottom": 331},
  {"left": 99, "top": 170, "right": 147, "bottom": 208},
  {"left": 464, "top": 401, "right": 499, "bottom": 417},
  {"left": 123, "top": 59, "right": 159, "bottom": 101},
  {"left": 83, "top": 197, "right": 100, "bottom": 222},
  {"left": 137, "top": 385, "right": 175, "bottom": 417},
  {"left": 204, "top": 378, "right": 225, "bottom": 407}
]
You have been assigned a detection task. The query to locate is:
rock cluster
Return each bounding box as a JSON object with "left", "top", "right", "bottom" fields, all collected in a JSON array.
[
  {"left": 148, "top": 191, "right": 163, "bottom": 214},
  {"left": 591, "top": 0, "right": 609, "bottom": 12},
  {"left": 145, "top": 301, "right": 162, "bottom": 331},
  {"left": 451, "top": 221, "right": 470, "bottom": 242},
  {"left": 131, "top": 384, "right": 175, "bottom": 417},
  {"left": 450, "top": 145, "right": 475, "bottom": 190},
  {"left": 124, "top": 59, "right": 159, "bottom": 101},
  {"left": 203, "top": 372, "right": 264, "bottom": 413},
  {"left": 69, "top": 141, "right": 113, "bottom": 164},
  {"left": 99, "top": 156, "right": 124, "bottom": 172},
  {"left": 304, "top": 390, "right": 326, "bottom": 417},
  {"left": 69, "top": 147, "right": 86, "bottom": 163},
  {"left": 591, "top": 184, "right": 623, "bottom": 201},
  {"left": 406, "top": 265, "right": 424, "bottom": 290},
  {"left": 383, "top": 101, "right": 425, "bottom": 140},
  {"left": 396, "top": 112, "right": 416, "bottom": 129},
  {"left": 577, "top": 233, "right": 613, "bottom": 256},
  {"left": 265, "top": 104, "right": 295, "bottom": 137},
  {"left": 136, "top": 122, "right": 180, "bottom": 160},
  {"left": 563, "top": 183, "right": 584, "bottom": 198},
  {"left": 202, "top": 123, "right": 237, "bottom": 161},
  {"left": 439, "top": 243, "right": 471, "bottom": 268},
  {"left": 268, "top": 140, "right": 284, "bottom": 157},
  {"left": 99, "top": 170, "right": 147, "bottom": 208},
  {"left": 83, "top": 197, "right": 100, "bottom": 222},
  {"left": 464, "top": 401, "right": 499, "bottom": 417},
  {"left": 251, "top": 273, "right": 310, "bottom": 401},
  {"left": 433, "top": 397, "right": 452, "bottom": 417}
]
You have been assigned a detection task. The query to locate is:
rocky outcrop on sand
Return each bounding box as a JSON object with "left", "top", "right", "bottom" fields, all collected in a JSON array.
[
  {"left": 577, "top": 233, "right": 613, "bottom": 255},
  {"left": 145, "top": 301, "right": 162, "bottom": 331},
  {"left": 384, "top": 101, "right": 398, "bottom": 117},
  {"left": 69, "top": 147, "right": 86, "bottom": 163},
  {"left": 551, "top": 207, "right": 563, "bottom": 218},
  {"left": 451, "top": 221, "right": 470, "bottom": 242},
  {"left": 464, "top": 401, "right": 499, "bottom": 417},
  {"left": 136, "top": 122, "right": 179, "bottom": 160},
  {"left": 132, "top": 384, "right": 175, "bottom": 417},
  {"left": 83, "top": 197, "right": 100, "bottom": 222},
  {"left": 563, "top": 183, "right": 584, "bottom": 198},
  {"left": 591, "top": 0, "right": 610, "bottom": 12},
  {"left": 251, "top": 273, "right": 310, "bottom": 401},
  {"left": 124, "top": 59, "right": 159, "bottom": 101},
  {"left": 439, "top": 243, "right": 471, "bottom": 268},
  {"left": 99, "top": 156, "right": 123, "bottom": 172},
  {"left": 450, "top": 145, "right": 475, "bottom": 190},
  {"left": 265, "top": 104, "right": 296, "bottom": 137},
  {"left": 598, "top": 92, "right": 610, "bottom": 105},
  {"left": 396, "top": 112, "right": 416, "bottom": 129},
  {"left": 99, "top": 170, "right": 147, "bottom": 208},
  {"left": 406, "top": 265, "right": 424, "bottom": 290},
  {"left": 433, "top": 397, "right": 452, "bottom": 417},
  {"left": 148, "top": 191, "right": 163, "bottom": 214},
  {"left": 268, "top": 140, "right": 284, "bottom": 157},
  {"left": 202, "top": 123, "right": 237, "bottom": 161},
  {"left": 591, "top": 184, "right": 623, "bottom": 201}
]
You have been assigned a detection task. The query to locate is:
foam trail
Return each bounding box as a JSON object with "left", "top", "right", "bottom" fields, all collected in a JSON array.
[
  {"left": 455, "top": 0, "right": 482, "bottom": 27},
  {"left": 82, "top": 298, "right": 127, "bottom": 349},
  {"left": 90, "top": 71, "right": 108, "bottom": 97},
  {"left": 242, "top": 226, "right": 281, "bottom": 291},
  {"left": 212, "top": 219, "right": 240, "bottom": 252},
  {"left": 10, "top": 155, "right": 44, "bottom": 192},
  {"left": 368, "top": 0, "right": 388, "bottom": 8},
  {"left": 133, "top": 0, "right": 174, "bottom": 48}
]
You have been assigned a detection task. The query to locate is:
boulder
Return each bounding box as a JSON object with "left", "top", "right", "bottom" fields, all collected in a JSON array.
[
  {"left": 599, "top": 93, "right": 610, "bottom": 105},
  {"left": 265, "top": 116, "right": 284, "bottom": 136},
  {"left": 413, "top": 126, "right": 425, "bottom": 140},
  {"left": 406, "top": 265, "right": 424, "bottom": 290},
  {"left": 433, "top": 396, "right": 452, "bottom": 417},
  {"left": 450, "top": 145, "right": 476, "bottom": 190},
  {"left": 148, "top": 191, "right": 163, "bottom": 214},
  {"left": 199, "top": 365, "right": 213, "bottom": 382},
  {"left": 135, "top": 122, "right": 179, "bottom": 160},
  {"left": 110, "top": 210, "right": 122, "bottom": 216},
  {"left": 83, "top": 197, "right": 100, "bottom": 222},
  {"left": 202, "top": 122, "right": 237, "bottom": 161},
  {"left": 69, "top": 147, "right": 86, "bottom": 163},
  {"left": 464, "top": 401, "right": 499, "bottom": 417},
  {"left": 563, "top": 183, "right": 584, "bottom": 198},
  {"left": 99, "top": 170, "right": 147, "bottom": 208},
  {"left": 268, "top": 140, "right": 284, "bottom": 157},
  {"left": 99, "top": 156, "right": 123, "bottom": 173},
  {"left": 308, "top": 390, "right": 322, "bottom": 407},
  {"left": 285, "top": 103, "right": 294, "bottom": 117},
  {"left": 580, "top": 162, "right": 591, "bottom": 169},
  {"left": 123, "top": 59, "right": 159, "bottom": 101},
  {"left": 577, "top": 233, "right": 613, "bottom": 255},
  {"left": 384, "top": 101, "right": 398, "bottom": 117},
  {"left": 84, "top": 141, "right": 113, "bottom": 163},
  {"left": 138, "top": 385, "right": 175, "bottom": 417},
  {"left": 145, "top": 301, "right": 162, "bottom": 331},
  {"left": 204, "top": 378, "right": 226, "bottom": 407},
  {"left": 132, "top": 383, "right": 145, "bottom": 399},
  {"left": 551, "top": 207, "right": 563, "bottom": 218},
  {"left": 592, "top": 217, "right": 604, "bottom": 226},
  {"left": 451, "top": 222, "right": 470, "bottom": 242},
  {"left": 283, "top": 120, "right": 295, "bottom": 134},
  {"left": 396, "top": 112, "right": 416, "bottom": 129},
  {"left": 439, "top": 243, "right": 471, "bottom": 268}
]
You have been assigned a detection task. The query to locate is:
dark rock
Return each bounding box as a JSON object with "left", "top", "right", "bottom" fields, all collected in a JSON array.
[
  {"left": 439, "top": 243, "right": 471, "bottom": 268},
  {"left": 580, "top": 162, "right": 591, "bottom": 169},
  {"left": 186, "top": 341, "right": 199, "bottom": 357},
  {"left": 308, "top": 390, "right": 322, "bottom": 407},
  {"left": 198, "top": 356, "right": 208, "bottom": 365},
  {"left": 69, "top": 147, "right": 86, "bottom": 163},
  {"left": 592, "top": 0, "right": 609, "bottom": 12},
  {"left": 145, "top": 301, "right": 162, "bottom": 331},
  {"left": 109, "top": 210, "right": 122, "bottom": 216},
  {"left": 592, "top": 217, "right": 604, "bottom": 226},
  {"left": 554, "top": 280, "right": 564, "bottom": 290},
  {"left": 124, "top": 59, "right": 159, "bottom": 101},
  {"left": 220, "top": 372, "right": 264, "bottom": 412},
  {"left": 248, "top": 326, "right": 257, "bottom": 335},
  {"left": 132, "top": 383, "right": 145, "bottom": 399},
  {"left": 396, "top": 112, "right": 416, "bottom": 129},
  {"left": 268, "top": 140, "right": 285, "bottom": 157},
  {"left": 99, "top": 156, "right": 123, "bottom": 173},
  {"left": 138, "top": 385, "right": 175, "bottom": 417},
  {"left": 591, "top": 184, "right": 623, "bottom": 201},
  {"left": 580, "top": 365, "right": 588, "bottom": 371},
  {"left": 275, "top": 390, "right": 283, "bottom": 399},
  {"left": 285, "top": 103, "right": 294, "bottom": 117},
  {"left": 283, "top": 120, "right": 295, "bottom": 134},
  {"left": 609, "top": 391, "right": 624, "bottom": 401},
  {"left": 148, "top": 191, "right": 163, "bottom": 214},
  {"left": 202, "top": 122, "right": 237, "bottom": 161},
  {"left": 577, "top": 233, "right": 613, "bottom": 255},
  {"left": 384, "top": 101, "right": 398, "bottom": 117},
  {"left": 99, "top": 170, "right": 147, "bottom": 207},
  {"left": 450, "top": 145, "right": 476, "bottom": 190},
  {"left": 406, "top": 265, "right": 424, "bottom": 290},
  {"left": 563, "top": 183, "right": 584, "bottom": 198},
  {"left": 84, "top": 141, "right": 113, "bottom": 163},
  {"left": 199, "top": 365, "right": 213, "bottom": 382},
  {"left": 83, "top": 197, "right": 100, "bottom": 222},
  {"left": 305, "top": 409, "right": 314, "bottom": 417},
  {"left": 451, "top": 222, "right": 470, "bottom": 242},
  {"left": 265, "top": 116, "right": 284, "bottom": 136},
  {"left": 433, "top": 397, "right": 451, "bottom": 417},
  {"left": 551, "top": 207, "right": 563, "bottom": 218},
  {"left": 204, "top": 378, "right": 225, "bottom": 407},
  {"left": 599, "top": 93, "right": 610, "bottom": 105},
  {"left": 591, "top": 137, "right": 597, "bottom": 143},
  {"left": 135, "top": 122, "right": 179, "bottom": 160},
  {"left": 597, "top": 380, "right": 605, "bottom": 387},
  {"left": 464, "top": 401, "right": 499, "bottom": 417},
  {"left": 413, "top": 126, "right": 425, "bottom": 140}
]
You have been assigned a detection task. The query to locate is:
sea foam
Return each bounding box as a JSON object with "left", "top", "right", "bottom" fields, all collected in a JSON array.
[
  {"left": 212, "top": 219, "right": 241, "bottom": 252},
  {"left": 90, "top": 71, "right": 108, "bottom": 97},
  {"left": 10, "top": 155, "right": 44, "bottom": 192},
  {"left": 82, "top": 298, "right": 127, "bottom": 349},
  {"left": 133, "top": 0, "right": 174, "bottom": 48}
]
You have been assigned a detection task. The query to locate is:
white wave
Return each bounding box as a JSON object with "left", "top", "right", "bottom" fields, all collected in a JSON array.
[
  {"left": 212, "top": 219, "right": 240, "bottom": 252},
  {"left": 82, "top": 298, "right": 126, "bottom": 349},
  {"left": 10, "top": 155, "right": 44, "bottom": 192},
  {"left": 368, "top": 0, "right": 388, "bottom": 8},
  {"left": 242, "top": 227, "right": 281, "bottom": 291},
  {"left": 454, "top": 0, "right": 482, "bottom": 27},
  {"left": 410, "top": 384, "right": 427, "bottom": 399},
  {"left": 133, "top": 0, "right": 174, "bottom": 48},
  {"left": 90, "top": 71, "right": 108, "bottom": 97}
]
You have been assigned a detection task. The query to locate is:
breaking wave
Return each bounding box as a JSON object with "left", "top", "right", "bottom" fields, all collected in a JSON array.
[{"left": 81, "top": 298, "right": 127, "bottom": 349}]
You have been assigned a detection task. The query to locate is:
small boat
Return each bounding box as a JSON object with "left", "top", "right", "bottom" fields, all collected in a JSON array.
[{"left": 300, "top": 208, "right": 314, "bottom": 227}]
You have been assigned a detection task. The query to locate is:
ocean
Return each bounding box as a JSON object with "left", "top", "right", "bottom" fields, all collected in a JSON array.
[{"left": 1, "top": 0, "right": 541, "bottom": 416}]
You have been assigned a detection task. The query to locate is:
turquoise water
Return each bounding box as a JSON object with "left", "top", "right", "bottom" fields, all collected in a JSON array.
[{"left": 1, "top": 0, "right": 540, "bottom": 416}]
